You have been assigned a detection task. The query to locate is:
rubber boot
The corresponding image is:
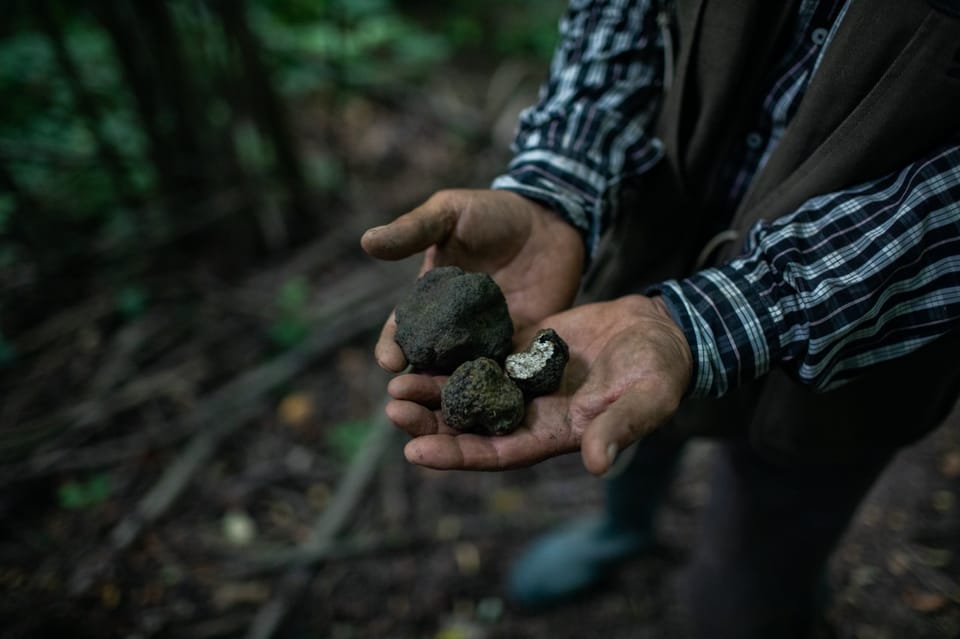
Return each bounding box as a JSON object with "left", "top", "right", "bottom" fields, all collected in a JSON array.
[{"left": 507, "top": 440, "right": 685, "bottom": 609}]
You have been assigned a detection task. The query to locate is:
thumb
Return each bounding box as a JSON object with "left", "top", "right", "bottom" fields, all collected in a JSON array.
[
  {"left": 361, "top": 194, "right": 458, "bottom": 260},
  {"left": 579, "top": 387, "right": 663, "bottom": 476}
]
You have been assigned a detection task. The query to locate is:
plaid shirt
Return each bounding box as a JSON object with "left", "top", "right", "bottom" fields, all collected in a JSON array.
[{"left": 492, "top": 0, "right": 960, "bottom": 396}]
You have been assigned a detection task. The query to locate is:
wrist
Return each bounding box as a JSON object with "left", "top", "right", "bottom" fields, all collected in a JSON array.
[{"left": 647, "top": 295, "right": 694, "bottom": 394}]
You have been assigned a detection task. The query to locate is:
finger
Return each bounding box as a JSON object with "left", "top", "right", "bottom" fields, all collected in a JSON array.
[
  {"left": 404, "top": 433, "right": 503, "bottom": 470},
  {"left": 361, "top": 198, "right": 458, "bottom": 261},
  {"left": 579, "top": 389, "right": 661, "bottom": 476},
  {"left": 403, "top": 429, "right": 549, "bottom": 471},
  {"left": 374, "top": 311, "right": 407, "bottom": 372},
  {"left": 385, "top": 400, "right": 443, "bottom": 437},
  {"left": 387, "top": 373, "right": 445, "bottom": 407}
]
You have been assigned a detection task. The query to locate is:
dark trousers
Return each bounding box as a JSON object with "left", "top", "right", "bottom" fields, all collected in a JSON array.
[{"left": 611, "top": 436, "right": 892, "bottom": 639}]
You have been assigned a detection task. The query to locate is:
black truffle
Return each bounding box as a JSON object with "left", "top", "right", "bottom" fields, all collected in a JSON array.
[
  {"left": 394, "top": 266, "right": 513, "bottom": 373},
  {"left": 505, "top": 328, "right": 569, "bottom": 398},
  {"left": 441, "top": 358, "right": 525, "bottom": 435}
]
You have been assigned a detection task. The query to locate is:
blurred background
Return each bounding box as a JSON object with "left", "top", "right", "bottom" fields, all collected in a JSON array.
[{"left": 1, "top": 1, "right": 958, "bottom": 638}]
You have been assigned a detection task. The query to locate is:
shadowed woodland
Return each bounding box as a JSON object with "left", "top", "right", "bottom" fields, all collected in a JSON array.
[{"left": 0, "top": 1, "right": 958, "bottom": 637}]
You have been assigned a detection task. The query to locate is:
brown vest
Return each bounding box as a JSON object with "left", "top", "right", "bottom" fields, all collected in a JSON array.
[{"left": 588, "top": 0, "right": 960, "bottom": 463}]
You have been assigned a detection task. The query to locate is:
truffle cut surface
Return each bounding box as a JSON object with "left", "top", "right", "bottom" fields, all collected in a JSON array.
[{"left": 505, "top": 328, "right": 569, "bottom": 397}]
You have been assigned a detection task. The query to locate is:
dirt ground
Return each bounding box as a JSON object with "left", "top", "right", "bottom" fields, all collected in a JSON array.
[{"left": 2, "top": 336, "right": 958, "bottom": 639}]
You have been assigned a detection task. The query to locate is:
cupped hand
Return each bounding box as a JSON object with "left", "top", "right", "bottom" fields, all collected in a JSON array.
[
  {"left": 384, "top": 295, "right": 693, "bottom": 476},
  {"left": 360, "top": 189, "right": 584, "bottom": 372}
]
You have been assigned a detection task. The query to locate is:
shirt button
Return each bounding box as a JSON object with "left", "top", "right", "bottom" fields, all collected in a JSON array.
[
  {"left": 811, "top": 27, "right": 829, "bottom": 46},
  {"left": 745, "top": 132, "right": 764, "bottom": 150}
]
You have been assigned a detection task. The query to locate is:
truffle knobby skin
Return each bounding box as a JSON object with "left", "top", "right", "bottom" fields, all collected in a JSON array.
[
  {"left": 394, "top": 266, "right": 513, "bottom": 373},
  {"left": 441, "top": 358, "right": 525, "bottom": 435},
  {"left": 505, "top": 328, "right": 569, "bottom": 398}
]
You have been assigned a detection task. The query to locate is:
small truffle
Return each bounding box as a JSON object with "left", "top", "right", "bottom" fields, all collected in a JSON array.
[
  {"left": 441, "top": 358, "right": 525, "bottom": 435},
  {"left": 505, "top": 328, "right": 569, "bottom": 398},
  {"left": 394, "top": 266, "right": 513, "bottom": 373}
]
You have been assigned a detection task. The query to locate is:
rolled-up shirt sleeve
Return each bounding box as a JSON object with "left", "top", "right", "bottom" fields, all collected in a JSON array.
[
  {"left": 491, "top": 0, "right": 667, "bottom": 259},
  {"left": 651, "top": 143, "right": 960, "bottom": 397}
]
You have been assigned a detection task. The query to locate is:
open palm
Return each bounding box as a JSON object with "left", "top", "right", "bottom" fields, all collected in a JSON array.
[
  {"left": 361, "top": 189, "right": 584, "bottom": 371},
  {"left": 384, "top": 296, "right": 693, "bottom": 475}
]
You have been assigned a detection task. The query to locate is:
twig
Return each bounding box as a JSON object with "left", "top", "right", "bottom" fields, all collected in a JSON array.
[
  {"left": 108, "top": 297, "right": 396, "bottom": 552},
  {"left": 226, "top": 510, "right": 569, "bottom": 579},
  {"left": 245, "top": 411, "right": 398, "bottom": 639},
  {"left": 14, "top": 294, "right": 113, "bottom": 354},
  {"left": 6, "top": 260, "right": 414, "bottom": 482},
  {"left": 67, "top": 263, "right": 412, "bottom": 594},
  {"left": 0, "top": 360, "right": 205, "bottom": 477}
]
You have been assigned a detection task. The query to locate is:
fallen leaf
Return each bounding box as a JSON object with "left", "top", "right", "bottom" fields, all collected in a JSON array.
[
  {"left": 851, "top": 565, "right": 880, "bottom": 588},
  {"left": 860, "top": 505, "right": 883, "bottom": 527},
  {"left": 222, "top": 509, "right": 257, "bottom": 547},
  {"left": 487, "top": 488, "right": 524, "bottom": 515},
  {"left": 101, "top": 583, "right": 122, "bottom": 609},
  {"left": 886, "top": 550, "right": 910, "bottom": 576},
  {"left": 213, "top": 582, "right": 271, "bottom": 610},
  {"left": 940, "top": 451, "right": 960, "bottom": 479},
  {"left": 915, "top": 545, "right": 953, "bottom": 568},
  {"left": 886, "top": 509, "right": 908, "bottom": 532},
  {"left": 904, "top": 588, "right": 948, "bottom": 613},
  {"left": 277, "top": 392, "right": 315, "bottom": 428},
  {"left": 931, "top": 490, "right": 955, "bottom": 514},
  {"left": 437, "top": 515, "right": 462, "bottom": 541},
  {"left": 454, "top": 542, "right": 481, "bottom": 576},
  {"left": 307, "top": 483, "right": 331, "bottom": 510}
]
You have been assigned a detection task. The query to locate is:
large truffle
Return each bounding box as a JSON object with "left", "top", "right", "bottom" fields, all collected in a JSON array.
[
  {"left": 394, "top": 266, "right": 513, "bottom": 373},
  {"left": 505, "top": 328, "right": 569, "bottom": 398},
  {"left": 441, "top": 358, "right": 525, "bottom": 435}
]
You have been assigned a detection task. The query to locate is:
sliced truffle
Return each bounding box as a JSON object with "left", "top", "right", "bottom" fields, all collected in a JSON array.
[
  {"left": 505, "top": 328, "right": 569, "bottom": 398},
  {"left": 441, "top": 357, "right": 525, "bottom": 435},
  {"left": 394, "top": 266, "right": 513, "bottom": 373}
]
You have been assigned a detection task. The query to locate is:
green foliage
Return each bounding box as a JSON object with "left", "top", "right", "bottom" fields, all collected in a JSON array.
[
  {"left": 268, "top": 276, "right": 311, "bottom": 349},
  {"left": 0, "top": 23, "right": 149, "bottom": 218},
  {"left": 0, "top": 332, "right": 16, "bottom": 369},
  {"left": 114, "top": 285, "right": 148, "bottom": 321},
  {"left": 253, "top": 0, "right": 452, "bottom": 95},
  {"left": 0, "top": 0, "right": 565, "bottom": 322},
  {"left": 252, "top": 0, "right": 564, "bottom": 95},
  {"left": 57, "top": 473, "right": 113, "bottom": 510},
  {"left": 326, "top": 418, "right": 373, "bottom": 462},
  {"left": 438, "top": 0, "right": 565, "bottom": 61}
]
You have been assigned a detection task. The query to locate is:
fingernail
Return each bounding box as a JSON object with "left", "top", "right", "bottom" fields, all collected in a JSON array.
[
  {"left": 606, "top": 442, "right": 619, "bottom": 467},
  {"left": 599, "top": 443, "right": 620, "bottom": 479}
]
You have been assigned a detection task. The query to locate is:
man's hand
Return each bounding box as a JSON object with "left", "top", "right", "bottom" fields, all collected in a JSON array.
[
  {"left": 384, "top": 295, "right": 693, "bottom": 476},
  {"left": 360, "top": 189, "right": 584, "bottom": 371}
]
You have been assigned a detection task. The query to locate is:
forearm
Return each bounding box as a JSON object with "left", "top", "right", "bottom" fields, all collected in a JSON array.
[
  {"left": 491, "top": 0, "right": 668, "bottom": 260},
  {"left": 651, "top": 142, "right": 960, "bottom": 396}
]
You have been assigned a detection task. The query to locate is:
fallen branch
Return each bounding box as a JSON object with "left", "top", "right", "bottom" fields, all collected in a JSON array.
[
  {"left": 226, "top": 510, "right": 569, "bottom": 579},
  {"left": 245, "top": 409, "right": 398, "bottom": 639},
  {"left": 108, "top": 297, "right": 398, "bottom": 552},
  {"left": 7, "top": 260, "right": 414, "bottom": 482},
  {"left": 0, "top": 359, "right": 205, "bottom": 472},
  {"left": 68, "top": 261, "right": 414, "bottom": 594}
]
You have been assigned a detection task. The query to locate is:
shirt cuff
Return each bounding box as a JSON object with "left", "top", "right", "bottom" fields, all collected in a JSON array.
[
  {"left": 647, "top": 257, "right": 786, "bottom": 398},
  {"left": 491, "top": 141, "right": 663, "bottom": 262}
]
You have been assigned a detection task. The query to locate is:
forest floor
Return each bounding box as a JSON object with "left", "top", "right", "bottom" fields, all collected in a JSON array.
[{"left": 1, "top": 64, "right": 959, "bottom": 639}]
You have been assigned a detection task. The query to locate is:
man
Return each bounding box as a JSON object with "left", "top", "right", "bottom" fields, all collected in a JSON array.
[{"left": 362, "top": 0, "right": 960, "bottom": 636}]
